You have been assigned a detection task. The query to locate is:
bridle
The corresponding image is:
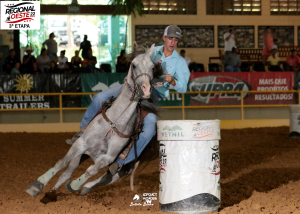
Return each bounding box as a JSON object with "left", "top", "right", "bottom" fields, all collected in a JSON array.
[{"left": 125, "top": 63, "right": 153, "bottom": 101}]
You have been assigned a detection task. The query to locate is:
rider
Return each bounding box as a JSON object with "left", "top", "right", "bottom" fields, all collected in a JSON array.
[{"left": 67, "top": 25, "right": 190, "bottom": 182}]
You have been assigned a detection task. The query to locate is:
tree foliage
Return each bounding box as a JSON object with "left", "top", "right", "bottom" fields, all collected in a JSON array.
[{"left": 109, "top": 0, "right": 144, "bottom": 17}]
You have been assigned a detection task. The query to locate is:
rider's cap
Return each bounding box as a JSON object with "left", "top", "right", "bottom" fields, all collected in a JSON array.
[{"left": 164, "top": 25, "right": 181, "bottom": 39}]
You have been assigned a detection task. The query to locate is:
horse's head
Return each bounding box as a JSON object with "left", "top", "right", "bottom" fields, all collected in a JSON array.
[{"left": 128, "top": 42, "right": 155, "bottom": 99}]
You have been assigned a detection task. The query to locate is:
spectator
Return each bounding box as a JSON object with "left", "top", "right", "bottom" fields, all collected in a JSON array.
[
  {"left": 224, "top": 47, "right": 241, "bottom": 72},
  {"left": 4, "top": 49, "right": 19, "bottom": 73},
  {"left": 62, "top": 62, "right": 73, "bottom": 74},
  {"left": 272, "top": 39, "right": 278, "bottom": 50},
  {"left": 0, "top": 52, "right": 3, "bottom": 73},
  {"left": 48, "top": 61, "right": 59, "bottom": 73},
  {"left": 286, "top": 49, "right": 300, "bottom": 71},
  {"left": 11, "top": 62, "right": 20, "bottom": 74},
  {"left": 79, "top": 35, "right": 92, "bottom": 59},
  {"left": 80, "top": 59, "right": 92, "bottom": 73},
  {"left": 84, "top": 49, "right": 97, "bottom": 71},
  {"left": 179, "top": 49, "right": 199, "bottom": 72},
  {"left": 43, "top": 32, "right": 58, "bottom": 62},
  {"left": 22, "top": 47, "right": 36, "bottom": 73},
  {"left": 71, "top": 50, "right": 82, "bottom": 72},
  {"left": 267, "top": 49, "right": 283, "bottom": 71},
  {"left": 262, "top": 26, "right": 273, "bottom": 65},
  {"left": 31, "top": 62, "right": 42, "bottom": 74},
  {"left": 116, "top": 50, "right": 129, "bottom": 73},
  {"left": 36, "top": 48, "right": 51, "bottom": 73},
  {"left": 223, "top": 25, "right": 236, "bottom": 58},
  {"left": 58, "top": 50, "right": 68, "bottom": 71}
]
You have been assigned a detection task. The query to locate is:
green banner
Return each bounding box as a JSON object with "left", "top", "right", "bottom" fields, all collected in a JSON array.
[
  {"left": 81, "top": 73, "right": 127, "bottom": 107},
  {"left": 81, "top": 73, "right": 183, "bottom": 107}
]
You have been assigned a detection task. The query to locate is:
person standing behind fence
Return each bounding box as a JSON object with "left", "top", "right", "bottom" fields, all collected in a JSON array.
[
  {"left": 224, "top": 47, "right": 241, "bottom": 72},
  {"left": 43, "top": 33, "right": 58, "bottom": 62},
  {"left": 0, "top": 52, "right": 3, "bottom": 73},
  {"left": 267, "top": 49, "right": 283, "bottom": 71},
  {"left": 262, "top": 26, "right": 273, "bottom": 65},
  {"left": 22, "top": 47, "right": 36, "bottom": 73},
  {"left": 57, "top": 50, "right": 68, "bottom": 71},
  {"left": 71, "top": 50, "right": 82, "bottom": 72},
  {"left": 79, "top": 35, "right": 92, "bottom": 59},
  {"left": 286, "top": 49, "right": 300, "bottom": 72},
  {"left": 4, "top": 49, "right": 19, "bottom": 74},
  {"left": 223, "top": 25, "right": 236, "bottom": 58},
  {"left": 36, "top": 48, "right": 51, "bottom": 73},
  {"left": 11, "top": 62, "right": 20, "bottom": 74},
  {"left": 180, "top": 49, "right": 199, "bottom": 72}
]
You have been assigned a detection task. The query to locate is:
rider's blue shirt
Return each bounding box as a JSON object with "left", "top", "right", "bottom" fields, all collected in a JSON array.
[{"left": 151, "top": 45, "right": 190, "bottom": 98}]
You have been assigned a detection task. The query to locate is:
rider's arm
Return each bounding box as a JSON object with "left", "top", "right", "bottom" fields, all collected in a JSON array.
[{"left": 173, "top": 58, "right": 190, "bottom": 93}]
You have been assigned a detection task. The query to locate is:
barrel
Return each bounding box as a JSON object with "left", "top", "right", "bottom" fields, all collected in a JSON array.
[
  {"left": 289, "top": 105, "right": 300, "bottom": 138},
  {"left": 157, "top": 120, "right": 221, "bottom": 214}
]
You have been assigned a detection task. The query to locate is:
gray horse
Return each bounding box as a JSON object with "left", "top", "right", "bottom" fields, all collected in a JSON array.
[{"left": 26, "top": 43, "right": 156, "bottom": 197}]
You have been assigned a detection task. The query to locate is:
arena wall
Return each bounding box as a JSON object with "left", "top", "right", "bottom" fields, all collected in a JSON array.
[
  {"left": 0, "top": 107, "right": 289, "bottom": 132},
  {"left": 131, "top": 0, "right": 300, "bottom": 68}
]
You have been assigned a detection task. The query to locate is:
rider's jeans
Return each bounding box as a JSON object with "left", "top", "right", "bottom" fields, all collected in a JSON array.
[{"left": 79, "top": 84, "right": 157, "bottom": 166}]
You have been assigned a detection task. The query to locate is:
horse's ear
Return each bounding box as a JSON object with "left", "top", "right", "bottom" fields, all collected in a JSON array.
[
  {"left": 132, "top": 41, "right": 138, "bottom": 53},
  {"left": 147, "top": 43, "right": 155, "bottom": 57}
]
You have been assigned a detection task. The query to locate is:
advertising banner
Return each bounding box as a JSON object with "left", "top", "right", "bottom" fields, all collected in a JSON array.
[
  {"left": 189, "top": 72, "right": 296, "bottom": 106},
  {"left": 81, "top": 73, "right": 183, "bottom": 107},
  {"left": 0, "top": 74, "right": 81, "bottom": 109},
  {"left": 0, "top": 74, "right": 50, "bottom": 109},
  {"left": 81, "top": 73, "right": 127, "bottom": 107},
  {"left": 49, "top": 74, "right": 81, "bottom": 107}
]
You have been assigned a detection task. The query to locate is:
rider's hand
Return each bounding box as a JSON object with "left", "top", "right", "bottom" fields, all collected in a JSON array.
[{"left": 165, "top": 73, "right": 176, "bottom": 86}]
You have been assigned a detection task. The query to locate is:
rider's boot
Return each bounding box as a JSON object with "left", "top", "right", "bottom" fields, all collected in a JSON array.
[{"left": 65, "top": 135, "right": 80, "bottom": 145}]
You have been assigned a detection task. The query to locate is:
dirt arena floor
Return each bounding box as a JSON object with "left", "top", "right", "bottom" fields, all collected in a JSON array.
[{"left": 1, "top": 127, "right": 300, "bottom": 214}]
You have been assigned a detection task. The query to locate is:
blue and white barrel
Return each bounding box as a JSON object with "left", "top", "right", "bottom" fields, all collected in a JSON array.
[
  {"left": 289, "top": 105, "right": 300, "bottom": 138},
  {"left": 157, "top": 120, "right": 221, "bottom": 214}
]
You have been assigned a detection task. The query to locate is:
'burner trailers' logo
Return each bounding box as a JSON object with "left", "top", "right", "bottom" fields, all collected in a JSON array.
[
  {"left": 189, "top": 75, "right": 251, "bottom": 104},
  {"left": 0, "top": 1, "right": 40, "bottom": 29}
]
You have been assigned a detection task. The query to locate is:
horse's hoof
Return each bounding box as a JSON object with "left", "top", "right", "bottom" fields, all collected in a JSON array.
[
  {"left": 80, "top": 187, "right": 92, "bottom": 196},
  {"left": 26, "top": 181, "right": 44, "bottom": 197},
  {"left": 65, "top": 180, "right": 79, "bottom": 192}
]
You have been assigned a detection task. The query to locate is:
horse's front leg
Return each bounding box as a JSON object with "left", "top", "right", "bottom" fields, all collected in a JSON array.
[
  {"left": 66, "top": 155, "right": 115, "bottom": 192},
  {"left": 26, "top": 140, "right": 85, "bottom": 197},
  {"left": 52, "top": 154, "right": 89, "bottom": 191}
]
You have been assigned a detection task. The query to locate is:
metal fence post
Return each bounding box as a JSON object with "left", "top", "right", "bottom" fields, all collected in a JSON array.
[
  {"left": 182, "top": 94, "right": 185, "bottom": 120},
  {"left": 241, "top": 91, "right": 244, "bottom": 120},
  {"left": 59, "top": 94, "right": 63, "bottom": 123}
]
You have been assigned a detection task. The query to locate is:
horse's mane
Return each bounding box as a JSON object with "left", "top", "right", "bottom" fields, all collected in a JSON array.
[
  {"left": 126, "top": 44, "right": 164, "bottom": 117},
  {"left": 127, "top": 45, "right": 164, "bottom": 79}
]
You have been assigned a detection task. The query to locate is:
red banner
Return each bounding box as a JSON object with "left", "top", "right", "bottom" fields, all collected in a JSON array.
[{"left": 189, "top": 72, "right": 296, "bottom": 105}]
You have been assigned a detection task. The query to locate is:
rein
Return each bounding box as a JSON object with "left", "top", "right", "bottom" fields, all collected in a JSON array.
[{"left": 101, "top": 62, "right": 152, "bottom": 140}]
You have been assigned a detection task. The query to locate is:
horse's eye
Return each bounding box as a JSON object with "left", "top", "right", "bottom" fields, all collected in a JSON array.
[
  {"left": 152, "top": 67, "right": 156, "bottom": 72},
  {"left": 132, "top": 64, "right": 136, "bottom": 69}
]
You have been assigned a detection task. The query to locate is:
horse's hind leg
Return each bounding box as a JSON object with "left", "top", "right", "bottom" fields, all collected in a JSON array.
[
  {"left": 52, "top": 154, "right": 89, "bottom": 191},
  {"left": 66, "top": 155, "right": 114, "bottom": 192},
  {"left": 26, "top": 141, "right": 84, "bottom": 197},
  {"left": 80, "top": 171, "right": 120, "bottom": 195}
]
